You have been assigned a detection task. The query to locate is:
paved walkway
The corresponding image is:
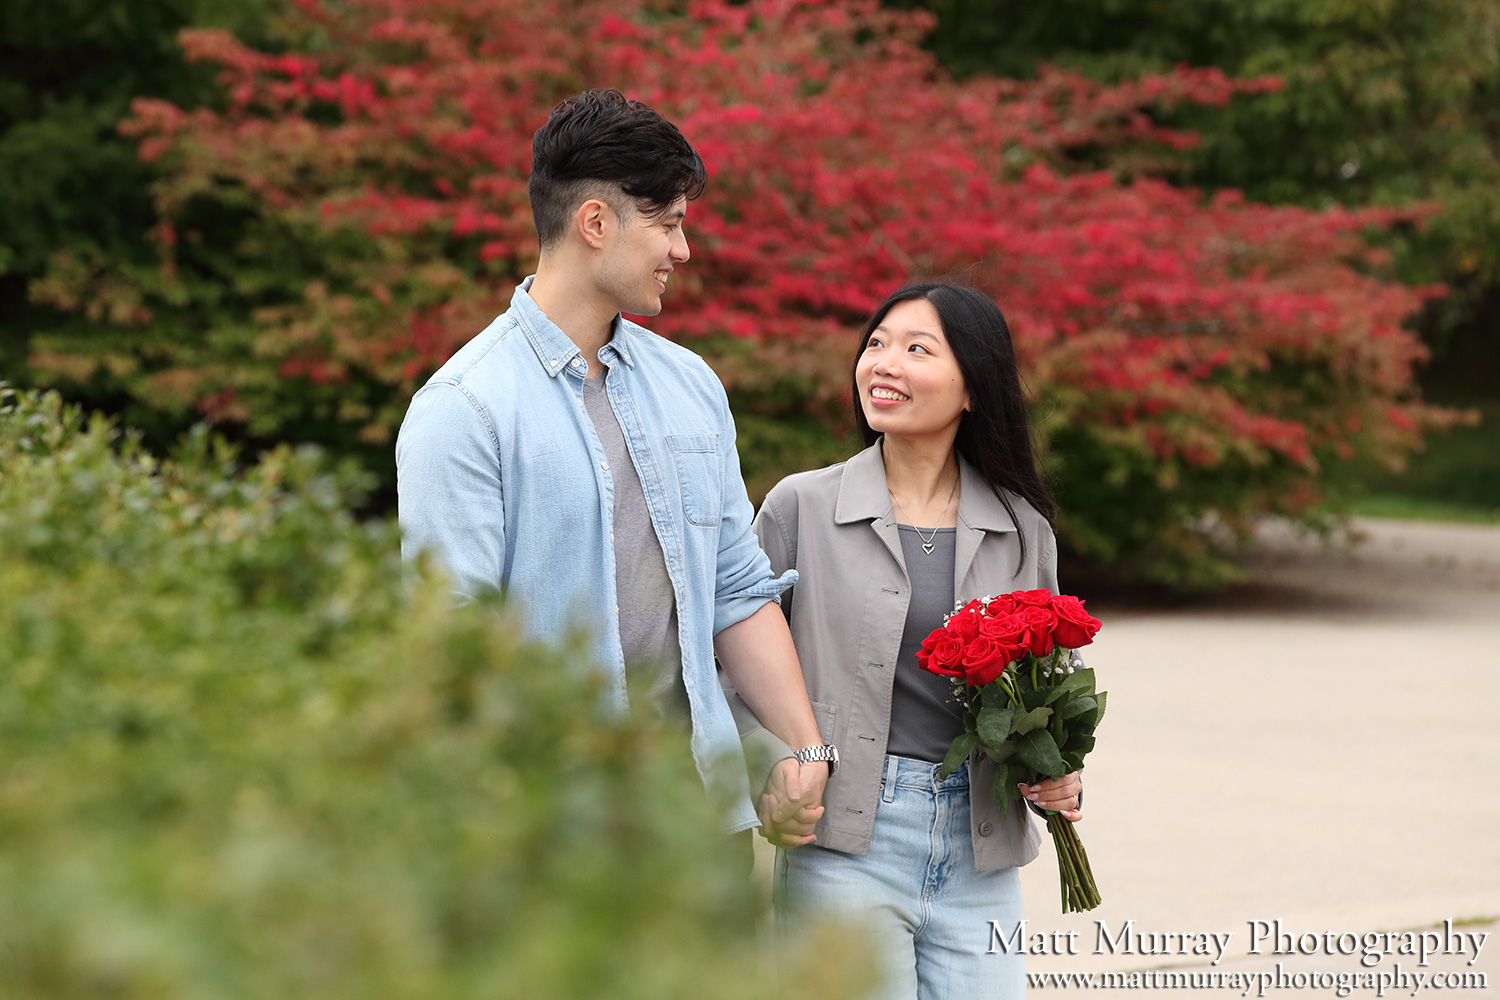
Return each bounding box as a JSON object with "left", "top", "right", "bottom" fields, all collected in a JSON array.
[
  {"left": 1011, "top": 518, "right": 1500, "bottom": 996},
  {"left": 758, "top": 518, "right": 1500, "bottom": 996}
]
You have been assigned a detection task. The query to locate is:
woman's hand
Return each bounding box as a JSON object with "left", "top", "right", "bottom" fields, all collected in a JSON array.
[
  {"left": 756, "top": 757, "right": 826, "bottom": 848},
  {"left": 1019, "top": 771, "right": 1082, "bottom": 822}
]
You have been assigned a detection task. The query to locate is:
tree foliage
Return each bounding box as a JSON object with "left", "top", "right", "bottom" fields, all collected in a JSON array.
[
  {"left": 0, "top": 385, "right": 870, "bottom": 999},
  {"left": 890, "top": 0, "right": 1500, "bottom": 367},
  {"left": 0, "top": 0, "right": 278, "bottom": 399},
  {"left": 20, "top": 0, "right": 1460, "bottom": 584}
]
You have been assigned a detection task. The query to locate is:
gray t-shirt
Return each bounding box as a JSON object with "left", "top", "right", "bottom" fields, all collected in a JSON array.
[
  {"left": 580, "top": 371, "right": 687, "bottom": 720},
  {"left": 886, "top": 525, "right": 965, "bottom": 762}
]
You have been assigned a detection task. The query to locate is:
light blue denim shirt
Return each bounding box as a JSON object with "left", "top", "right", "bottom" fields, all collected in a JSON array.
[{"left": 395, "top": 277, "right": 794, "bottom": 831}]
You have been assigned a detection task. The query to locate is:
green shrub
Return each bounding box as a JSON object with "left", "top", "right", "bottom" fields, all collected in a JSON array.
[{"left": 0, "top": 386, "right": 869, "bottom": 1000}]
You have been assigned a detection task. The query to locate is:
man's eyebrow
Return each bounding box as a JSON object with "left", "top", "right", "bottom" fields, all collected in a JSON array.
[{"left": 663, "top": 207, "right": 686, "bottom": 223}]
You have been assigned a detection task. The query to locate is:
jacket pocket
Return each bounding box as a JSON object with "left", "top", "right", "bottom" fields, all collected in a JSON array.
[
  {"left": 810, "top": 700, "right": 838, "bottom": 745},
  {"left": 667, "top": 433, "right": 721, "bottom": 527}
]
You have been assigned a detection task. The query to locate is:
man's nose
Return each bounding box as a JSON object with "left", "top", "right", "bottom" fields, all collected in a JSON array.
[{"left": 671, "top": 229, "right": 690, "bottom": 263}]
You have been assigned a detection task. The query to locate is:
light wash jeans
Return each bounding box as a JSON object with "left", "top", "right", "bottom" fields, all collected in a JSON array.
[{"left": 775, "top": 755, "right": 1026, "bottom": 1000}]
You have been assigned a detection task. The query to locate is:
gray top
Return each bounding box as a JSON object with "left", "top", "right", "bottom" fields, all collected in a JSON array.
[
  {"left": 886, "top": 525, "right": 964, "bottom": 762},
  {"left": 580, "top": 371, "right": 686, "bottom": 720}
]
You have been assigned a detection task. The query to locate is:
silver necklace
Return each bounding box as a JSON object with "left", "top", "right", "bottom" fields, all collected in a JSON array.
[{"left": 889, "top": 475, "right": 958, "bottom": 555}]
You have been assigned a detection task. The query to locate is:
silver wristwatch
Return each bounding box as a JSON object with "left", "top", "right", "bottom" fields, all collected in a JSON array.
[{"left": 792, "top": 743, "right": 840, "bottom": 775}]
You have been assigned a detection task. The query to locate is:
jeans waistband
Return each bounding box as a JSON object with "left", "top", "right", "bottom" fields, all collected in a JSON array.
[{"left": 882, "top": 753, "right": 970, "bottom": 793}]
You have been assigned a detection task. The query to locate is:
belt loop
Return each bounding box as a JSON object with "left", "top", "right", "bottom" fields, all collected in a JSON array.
[{"left": 882, "top": 755, "right": 897, "bottom": 803}]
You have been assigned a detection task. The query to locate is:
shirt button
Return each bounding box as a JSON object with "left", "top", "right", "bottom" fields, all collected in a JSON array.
[
  {"left": 601, "top": 460, "right": 609, "bottom": 470},
  {"left": 610, "top": 533, "right": 615, "bottom": 543},
  {"left": 979, "top": 821, "right": 994, "bottom": 837}
]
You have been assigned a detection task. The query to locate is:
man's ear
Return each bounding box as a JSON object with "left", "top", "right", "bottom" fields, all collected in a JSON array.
[{"left": 576, "top": 198, "right": 612, "bottom": 250}]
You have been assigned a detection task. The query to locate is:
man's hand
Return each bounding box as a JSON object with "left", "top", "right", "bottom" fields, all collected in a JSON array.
[{"left": 755, "top": 757, "right": 827, "bottom": 848}]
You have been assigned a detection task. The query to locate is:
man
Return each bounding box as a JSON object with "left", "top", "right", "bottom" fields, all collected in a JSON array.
[{"left": 396, "top": 90, "right": 831, "bottom": 844}]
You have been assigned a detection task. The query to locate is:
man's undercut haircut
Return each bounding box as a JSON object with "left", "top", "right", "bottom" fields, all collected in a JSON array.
[{"left": 529, "top": 89, "right": 706, "bottom": 251}]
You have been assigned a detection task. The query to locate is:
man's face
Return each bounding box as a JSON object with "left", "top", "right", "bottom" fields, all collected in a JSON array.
[{"left": 595, "top": 196, "right": 690, "bottom": 317}]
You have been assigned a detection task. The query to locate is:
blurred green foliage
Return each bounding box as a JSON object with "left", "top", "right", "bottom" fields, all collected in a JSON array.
[
  {"left": 0, "top": 385, "right": 869, "bottom": 999},
  {"left": 890, "top": 0, "right": 1500, "bottom": 381},
  {"left": 0, "top": 0, "right": 279, "bottom": 444}
]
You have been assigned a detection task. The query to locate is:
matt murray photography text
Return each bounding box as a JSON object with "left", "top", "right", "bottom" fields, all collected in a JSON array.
[{"left": 988, "top": 919, "right": 1490, "bottom": 968}]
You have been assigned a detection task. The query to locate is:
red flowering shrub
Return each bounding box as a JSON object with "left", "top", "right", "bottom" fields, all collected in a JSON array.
[{"left": 27, "top": 0, "right": 1459, "bottom": 584}]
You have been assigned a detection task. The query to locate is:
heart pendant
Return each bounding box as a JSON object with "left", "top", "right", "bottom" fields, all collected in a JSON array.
[{"left": 922, "top": 541, "right": 935, "bottom": 555}]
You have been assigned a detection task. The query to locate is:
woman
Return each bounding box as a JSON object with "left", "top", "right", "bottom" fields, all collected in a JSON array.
[{"left": 747, "top": 282, "right": 1083, "bottom": 999}]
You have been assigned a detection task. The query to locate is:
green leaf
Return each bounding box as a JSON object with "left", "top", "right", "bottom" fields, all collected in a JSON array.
[
  {"left": 1058, "top": 696, "right": 1097, "bottom": 722},
  {"left": 1012, "top": 706, "right": 1052, "bottom": 736},
  {"left": 984, "top": 740, "right": 1016, "bottom": 764},
  {"left": 1046, "top": 668, "right": 1096, "bottom": 705},
  {"left": 1094, "top": 690, "right": 1107, "bottom": 727},
  {"left": 976, "top": 705, "right": 1017, "bottom": 746},
  {"left": 991, "top": 768, "right": 1023, "bottom": 815},
  {"left": 981, "top": 682, "right": 1016, "bottom": 710},
  {"left": 1061, "top": 751, "right": 1085, "bottom": 772},
  {"left": 1015, "top": 729, "right": 1067, "bottom": 778},
  {"left": 1063, "top": 731, "right": 1095, "bottom": 755},
  {"left": 940, "top": 731, "right": 978, "bottom": 778}
]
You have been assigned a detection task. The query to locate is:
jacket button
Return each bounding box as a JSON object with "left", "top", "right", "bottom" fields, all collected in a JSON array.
[{"left": 979, "top": 821, "right": 994, "bottom": 837}]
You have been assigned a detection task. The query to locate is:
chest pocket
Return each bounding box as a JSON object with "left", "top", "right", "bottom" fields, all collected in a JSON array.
[{"left": 667, "top": 433, "right": 721, "bottom": 527}]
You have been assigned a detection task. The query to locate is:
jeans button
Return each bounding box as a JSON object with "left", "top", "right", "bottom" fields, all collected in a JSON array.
[{"left": 978, "top": 821, "right": 994, "bottom": 837}]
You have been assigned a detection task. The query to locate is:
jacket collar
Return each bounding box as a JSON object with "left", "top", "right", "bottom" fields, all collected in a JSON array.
[
  {"left": 833, "top": 441, "right": 1020, "bottom": 534},
  {"left": 510, "top": 276, "right": 638, "bottom": 378}
]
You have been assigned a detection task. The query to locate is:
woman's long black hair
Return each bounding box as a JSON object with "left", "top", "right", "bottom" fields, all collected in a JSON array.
[{"left": 852, "top": 282, "right": 1056, "bottom": 567}]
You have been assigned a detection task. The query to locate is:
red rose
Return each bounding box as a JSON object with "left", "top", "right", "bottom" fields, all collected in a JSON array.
[
  {"left": 1012, "top": 588, "right": 1054, "bottom": 607},
  {"left": 918, "top": 632, "right": 967, "bottom": 677},
  {"left": 985, "top": 594, "right": 1020, "bottom": 617},
  {"left": 980, "top": 613, "right": 1033, "bottom": 667},
  {"left": 1049, "top": 594, "right": 1101, "bottom": 649},
  {"left": 947, "top": 602, "right": 984, "bottom": 642},
  {"left": 960, "top": 635, "right": 1011, "bottom": 686},
  {"left": 1018, "top": 605, "right": 1057, "bottom": 657}
]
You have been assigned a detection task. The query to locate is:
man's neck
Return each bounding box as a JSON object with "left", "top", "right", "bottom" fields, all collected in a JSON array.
[{"left": 527, "top": 257, "right": 618, "bottom": 377}]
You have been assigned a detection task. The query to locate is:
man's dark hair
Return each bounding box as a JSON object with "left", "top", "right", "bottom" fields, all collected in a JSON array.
[{"left": 529, "top": 89, "right": 706, "bottom": 250}]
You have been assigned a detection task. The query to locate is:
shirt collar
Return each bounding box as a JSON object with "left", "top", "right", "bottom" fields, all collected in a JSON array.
[
  {"left": 833, "top": 440, "right": 1020, "bottom": 534},
  {"left": 511, "top": 276, "right": 638, "bottom": 378}
]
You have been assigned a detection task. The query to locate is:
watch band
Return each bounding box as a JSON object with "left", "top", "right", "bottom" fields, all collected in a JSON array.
[{"left": 792, "top": 743, "right": 839, "bottom": 775}]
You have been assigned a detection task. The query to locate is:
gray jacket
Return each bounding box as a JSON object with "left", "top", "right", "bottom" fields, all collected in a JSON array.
[{"left": 731, "top": 442, "right": 1055, "bottom": 871}]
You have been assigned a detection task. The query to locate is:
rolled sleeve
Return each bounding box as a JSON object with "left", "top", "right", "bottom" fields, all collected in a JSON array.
[
  {"left": 395, "top": 380, "right": 506, "bottom": 602},
  {"left": 709, "top": 401, "right": 796, "bottom": 635}
]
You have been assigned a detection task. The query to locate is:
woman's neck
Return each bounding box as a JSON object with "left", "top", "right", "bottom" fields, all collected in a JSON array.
[{"left": 880, "top": 435, "right": 961, "bottom": 520}]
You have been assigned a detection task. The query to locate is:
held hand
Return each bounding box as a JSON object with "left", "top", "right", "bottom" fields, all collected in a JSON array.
[
  {"left": 755, "top": 757, "right": 827, "bottom": 848},
  {"left": 1019, "top": 771, "right": 1083, "bottom": 823}
]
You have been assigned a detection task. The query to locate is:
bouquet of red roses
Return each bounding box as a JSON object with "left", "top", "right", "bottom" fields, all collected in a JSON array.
[{"left": 917, "top": 588, "right": 1104, "bottom": 912}]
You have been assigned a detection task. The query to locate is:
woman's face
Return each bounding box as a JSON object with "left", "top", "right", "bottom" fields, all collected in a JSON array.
[{"left": 856, "top": 298, "right": 970, "bottom": 443}]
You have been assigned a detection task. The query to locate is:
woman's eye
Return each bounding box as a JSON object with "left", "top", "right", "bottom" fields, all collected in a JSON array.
[
  {"left": 909, "top": 344, "right": 929, "bottom": 354},
  {"left": 867, "top": 337, "right": 883, "bottom": 350}
]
